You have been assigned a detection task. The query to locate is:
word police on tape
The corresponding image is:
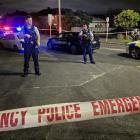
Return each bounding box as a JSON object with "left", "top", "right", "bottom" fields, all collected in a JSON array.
[{"left": 0, "top": 96, "right": 140, "bottom": 132}]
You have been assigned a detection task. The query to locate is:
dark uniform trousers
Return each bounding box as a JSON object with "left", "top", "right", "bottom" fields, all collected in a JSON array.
[
  {"left": 82, "top": 42, "right": 94, "bottom": 63},
  {"left": 24, "top": 44, "right": 39, "bottom": 74}
]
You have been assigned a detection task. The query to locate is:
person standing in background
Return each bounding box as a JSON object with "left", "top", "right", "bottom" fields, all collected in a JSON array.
[{"left": 79, "top": 24, "right": 95, "bottom": 64}]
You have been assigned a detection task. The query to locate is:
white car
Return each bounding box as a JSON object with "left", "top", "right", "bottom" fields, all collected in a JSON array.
[
  {"left": 0, "top": 33, "right": 24, "bottom": 52},
  {"left": 126, "top": 40, "right": 140, "bottom": 59}
]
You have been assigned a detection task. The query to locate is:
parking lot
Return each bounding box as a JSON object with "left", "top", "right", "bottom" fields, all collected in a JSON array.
[{"left": 0, "top": 36, "right": 140, "bottom": 140}]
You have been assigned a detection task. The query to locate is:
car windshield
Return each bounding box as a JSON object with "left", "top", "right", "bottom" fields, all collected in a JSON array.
[{"left": 58, "top": 33, "right": 64, "bottom": 38}]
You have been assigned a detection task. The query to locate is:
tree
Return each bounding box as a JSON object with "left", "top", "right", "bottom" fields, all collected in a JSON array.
[
  {"left": 62, "top": 14, "right": 81, "bottom": 30},
  {"left": 75, "top": 10, "right": 92, "bottom": 25},
  {"left": 62, "top": 10, "right": 92, "bottom": 30},
  {"left": 106, "top": 8, "right": 122, "bottom": 26},
  {"left": 114, "top": 10, "right": 140, "bottom": 37},
  {"left": 4, "top": 10, "right": 28, "bottom": 17}
]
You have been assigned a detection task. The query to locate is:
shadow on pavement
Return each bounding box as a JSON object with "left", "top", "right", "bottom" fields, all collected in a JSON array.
[
  {"left": 117, "top": 53, "right": 131, "bottom": 59},
  {"left": 0, "top": 71, "right": 35, "bottom": 76},
  {"left": 40, "top": 59, "right": 83, "bottom": 64},
  {"left": 0, "top": 72, "right": 22, "bottom": 76}
]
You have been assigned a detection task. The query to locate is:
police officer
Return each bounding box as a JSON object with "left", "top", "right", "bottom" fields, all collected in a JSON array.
[
  {"left": 79, "top": 24, "right": 95, "bottom": 64},
  {"left": 21, "top": 15, "right": 41, "bottom": 77},
  {"left": 132, "top": 28, "right": 139, "bottom": 41}
]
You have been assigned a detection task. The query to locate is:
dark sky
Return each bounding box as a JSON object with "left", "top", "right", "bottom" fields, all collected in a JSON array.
[{"left": 0, "top": 0, "right": 140, "bottom": 14}]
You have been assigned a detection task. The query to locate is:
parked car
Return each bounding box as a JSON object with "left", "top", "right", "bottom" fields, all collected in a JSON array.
[
  {"left": 47, "top": 32, "right": 100, "bottom": 54},
  {"left": 0, "top": 33, "right": 24, "bottom": 53},
  {"left": 126, "top": 40, "right": 140, "bottom": 59}
]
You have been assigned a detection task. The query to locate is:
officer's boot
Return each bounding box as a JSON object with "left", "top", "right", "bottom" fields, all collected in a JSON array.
[
  {"left": 22, "top": 68, "right": 28, "bottom": 77},
  {"left": 35, "top": 67, "right": 41, "bottom": 76}
]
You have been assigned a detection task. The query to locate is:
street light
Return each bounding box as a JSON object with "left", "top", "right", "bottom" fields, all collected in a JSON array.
[{"left": 58, "top": 0, "right": 62, "bottom": 33}]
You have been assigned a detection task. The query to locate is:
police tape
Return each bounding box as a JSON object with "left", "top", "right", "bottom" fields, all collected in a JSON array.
[
  {"left": 94, "top": 32, "right": 129, "bottom": 35},
  {"left": 0, "top": 27, "right": 133, "bottom": 35},
  {"left": 0, "top": 96, "right": 140, "bottom": 132},
  {"left": 38, "top": 28, "right": 133, "bottom": 35},
  {"left": 38, "top": 29, "right": 128, "bottom": 35}
]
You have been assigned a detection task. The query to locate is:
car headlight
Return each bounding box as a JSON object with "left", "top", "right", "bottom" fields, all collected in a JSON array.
[{"left": 92, "top": 41, "right": 96, "bottom": 44}]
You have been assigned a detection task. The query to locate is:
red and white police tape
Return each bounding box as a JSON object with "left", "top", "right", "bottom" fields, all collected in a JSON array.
[{"left": 0, "top": 96, "right": 140, "bottom": 132}]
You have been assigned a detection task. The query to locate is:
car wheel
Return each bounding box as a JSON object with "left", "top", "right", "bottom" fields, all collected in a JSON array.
[
  {"left": 130, "top": 47, "right": 140, "bottom": 59},
  {"left": 96, "top": 42, "right": 100, "bottom": 49},
  {"left": 70, "top": 45, "right": 78, "bottom": 54},
  {"left": 13, "top": 45, "right": 19, "bottom": 52},
  {"left": 47, "top": 40, "right": 55, "bottom": 50},
  {"left": 47, "top": 40, "right": 52, "bottom": 49}
]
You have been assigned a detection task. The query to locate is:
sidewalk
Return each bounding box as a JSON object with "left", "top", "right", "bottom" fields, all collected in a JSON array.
[{"left": 100, "top": 38, "right": 127, "bottom": 49}]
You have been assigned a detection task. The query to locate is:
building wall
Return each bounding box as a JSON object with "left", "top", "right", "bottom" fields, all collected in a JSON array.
[
  {"left": 71, "top": 27, "right": 82, "bottom": 32},
  {"left": 89, "top": 22, "right": 107, "bottom": 32}
]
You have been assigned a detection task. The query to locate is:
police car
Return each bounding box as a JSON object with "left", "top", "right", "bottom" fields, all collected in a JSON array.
[
  {"left": 126, "top": 40, "right": 140, "bottom": 59},
  {"left": 0, "top": 26, "right": 24, "bottom": 53}
]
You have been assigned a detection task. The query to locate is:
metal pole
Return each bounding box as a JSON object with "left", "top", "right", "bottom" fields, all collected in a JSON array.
[
  {"left": 106, "top": 23, "right": 109, "bottom": 42},
  {"left": 50, "top": 25, "right": 52, "bottom": 37},
  {"left": 48, "top": 14, "right": 52, "bottom": 37},
  {"left": 106, "top": 17, "right": 109, "bottom": 42},
  {"left": 58, "top": 0, "right": 62, "bottom": 33}
]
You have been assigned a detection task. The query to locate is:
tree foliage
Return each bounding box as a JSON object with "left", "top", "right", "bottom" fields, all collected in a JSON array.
[
  {"left": 62, "top": 10, "right": 92, "bottom": 30},
  {"left": 114, "top": 10, "right": 140, "bottom": 30}
]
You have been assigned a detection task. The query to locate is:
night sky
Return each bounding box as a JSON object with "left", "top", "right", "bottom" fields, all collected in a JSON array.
[{"left": 0, "top": 0, "right": 140, "bottom": 14}]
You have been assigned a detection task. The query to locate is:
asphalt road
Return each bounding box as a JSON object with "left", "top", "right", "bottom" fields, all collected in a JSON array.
[{"left": 0, "top": 38, "right": 140, "bottom": 140}]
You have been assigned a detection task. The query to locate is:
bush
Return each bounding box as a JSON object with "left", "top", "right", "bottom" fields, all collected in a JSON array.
[
  {"left": 126, "top": 35, "right": 133, "bottom": 41},
  {"left": 137, "top": 35, "right": 140, "bottom": 40},
  {"left": 116, "top": 33, "right": 133, "bottom": 45},
  {"left": 117, "top": 34, "right": 125, "bottom": 40}
]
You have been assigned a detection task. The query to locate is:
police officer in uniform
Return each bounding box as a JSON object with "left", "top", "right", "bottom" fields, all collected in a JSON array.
[
  {"left": 132, "top": 28, "right": 139, "bottom": 41},
  {"left": 79, "top": 24, "right": 95, "bottom": 64},
  {"left": 21, "top": 15, "right": 41, "bottom": 77}
]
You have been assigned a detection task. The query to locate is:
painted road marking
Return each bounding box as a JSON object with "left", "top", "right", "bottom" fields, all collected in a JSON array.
[{"left": 101, "top": 47, "right": 125, "bottom": 51}]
